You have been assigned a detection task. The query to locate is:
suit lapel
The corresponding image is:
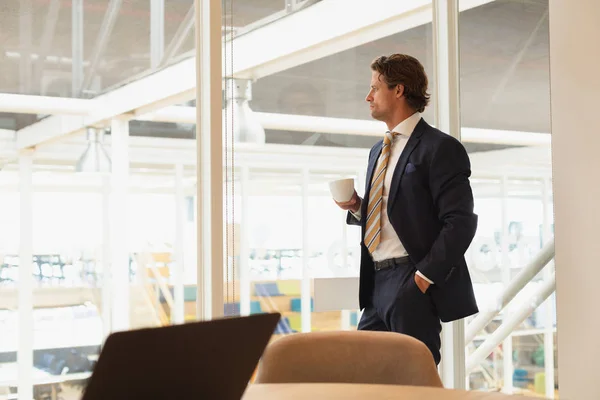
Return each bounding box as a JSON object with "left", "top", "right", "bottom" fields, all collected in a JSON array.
[
  {"left": 388, "top": 118, "right": 426, "bottom": 213},
  {"left": 362, "top": 140, "right": 383, "bottom": 219}
]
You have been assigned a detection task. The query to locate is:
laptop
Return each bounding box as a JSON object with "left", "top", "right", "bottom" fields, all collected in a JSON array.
[{"left": 81, "top": 313, "right": 280, "bottom": 400}]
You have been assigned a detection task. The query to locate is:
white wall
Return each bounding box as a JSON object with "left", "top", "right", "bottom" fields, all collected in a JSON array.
[{"left": 549, "top": 1, "right": 600, "bottom": 398}]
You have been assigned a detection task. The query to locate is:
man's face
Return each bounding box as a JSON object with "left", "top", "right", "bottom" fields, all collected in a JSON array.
[{"left": 365, "top": 71, "right": 398, "bottom": 121}]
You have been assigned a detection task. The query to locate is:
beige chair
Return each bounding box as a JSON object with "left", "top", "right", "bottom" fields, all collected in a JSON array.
[{"left": 255, "top": 330, "right": 443, "bottom": 387}]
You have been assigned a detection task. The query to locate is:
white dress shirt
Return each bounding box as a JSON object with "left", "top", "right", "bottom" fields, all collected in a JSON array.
[{"left": 354, "top": 112, "right": 434, "bottom": 284}]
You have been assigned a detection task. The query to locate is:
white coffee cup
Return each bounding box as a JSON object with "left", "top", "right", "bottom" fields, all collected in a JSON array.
[{"left": 328, "top": 178, "right": 355, "bottom": 202}]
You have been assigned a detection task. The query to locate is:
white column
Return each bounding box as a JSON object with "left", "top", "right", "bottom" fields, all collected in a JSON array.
[
  {"left": 19, "top": 0, "right": 32, "bottom": 94},
  {"left": 301, "top": 168, "right": 312, "bottom": 332},
  {"left": 173, "top": 163, "right": 185, "bottom": 324},
  {"left": 239, "top": 166, "right": 251, "bottom": 316},
  {"left": 71, "top": 0, "right": 84, "bottom": 95},
  {"left": 500, "top": 176, "right": 513, "bottom": 393},
  {"left": 18, "top": 150, "right": 34, "bottom": 400},
  {"left": 549, "top": 2, "right": 600, "bottom": 397},
  {"left": 340, "top": 194, "right": 351, "bottom": 330},
  {"left": 110, "top": 118, "right": 130, "bottom": 332},
  {"left": 432, "top": 0, "right": 465, "bottom": 389},
  {"left": 150, "top": 0, "right": 165, "bottom": 68},
  {"left": 101, "top": 175, "right": 112, "bottom": 339},
  {"left": 195, "top": 0, "right": 223, "bottom": 320},
  {"left": 541, "top": 178, "right": 554, "bottom": 398}
]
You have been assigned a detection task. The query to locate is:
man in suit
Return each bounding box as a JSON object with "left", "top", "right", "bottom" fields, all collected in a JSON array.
[{"left": 335, "top": 54, "right": 478, "bottom": 364}]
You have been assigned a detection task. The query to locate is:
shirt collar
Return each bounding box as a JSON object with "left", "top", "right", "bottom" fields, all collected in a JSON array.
[{"left": 390, "top": 112, "right": 421, "bottom": 137}]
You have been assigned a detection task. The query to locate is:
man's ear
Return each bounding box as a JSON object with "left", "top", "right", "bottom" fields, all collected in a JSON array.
[{"left": 395, "top": 84, "right": 405, "bottom": 98}]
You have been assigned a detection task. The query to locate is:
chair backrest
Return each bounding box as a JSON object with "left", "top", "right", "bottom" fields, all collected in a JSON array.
[{"left": 255, "top": 331, "right": 443, "bottom": 387}]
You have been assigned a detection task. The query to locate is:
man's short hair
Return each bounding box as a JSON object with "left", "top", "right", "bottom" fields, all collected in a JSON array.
[{"left": 370, "top": 54, "right": 430, "bottom": 113}]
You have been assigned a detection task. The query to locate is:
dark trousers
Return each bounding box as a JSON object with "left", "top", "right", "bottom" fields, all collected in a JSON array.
[{"left": 357, "top": 260, "right": 442, "bottom": 364}]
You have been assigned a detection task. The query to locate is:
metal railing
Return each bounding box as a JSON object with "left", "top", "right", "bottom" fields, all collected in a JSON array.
[
  {"left": 466, "top": 274, "right": 555, "bottom": 372},
  {"left": 464, "top": 238, "right": 556, "bottom": 386},
  {"left": 465, "top": 239, "right": 555, "bottom": 343}
]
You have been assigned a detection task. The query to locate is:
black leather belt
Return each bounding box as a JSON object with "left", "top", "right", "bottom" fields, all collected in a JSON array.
[{"left": 373, "top": 256, "right": 411, "bottom": 271}]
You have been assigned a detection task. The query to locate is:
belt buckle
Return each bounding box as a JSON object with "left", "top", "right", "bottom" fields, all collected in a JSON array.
[{"left": 375, "top": 259, "right": 392, "bottom": 271}]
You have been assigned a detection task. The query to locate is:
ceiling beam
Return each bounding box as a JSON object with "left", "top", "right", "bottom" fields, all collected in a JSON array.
[{"left": 0, "top": 93, "right": 91, "bottom": 115}]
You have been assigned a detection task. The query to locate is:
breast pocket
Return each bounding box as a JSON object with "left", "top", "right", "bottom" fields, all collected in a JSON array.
[
  {"left": 401, "top": 162, "right": 426, "bottom": 188},
  {"left": 399, "top": 161, "right": 431, "bottom": 209}
]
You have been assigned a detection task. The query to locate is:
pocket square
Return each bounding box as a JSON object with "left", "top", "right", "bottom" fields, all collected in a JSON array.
[{"left": 405, "top": 163, "right": 417, "bottom": 174}]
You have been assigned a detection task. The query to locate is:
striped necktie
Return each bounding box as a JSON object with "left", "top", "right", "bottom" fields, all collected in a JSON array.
[{"left": 364, "top": 130, "right": 397, "bottom": 254}]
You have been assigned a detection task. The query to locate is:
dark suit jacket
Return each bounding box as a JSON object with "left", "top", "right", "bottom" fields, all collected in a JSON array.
[{"left": 347, "top": 118, "right": 478, "bottom": 323}]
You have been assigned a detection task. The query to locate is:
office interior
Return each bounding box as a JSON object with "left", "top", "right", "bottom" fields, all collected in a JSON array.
[{"left": 0, "top": 0, "right": 597, "bottom": 399}]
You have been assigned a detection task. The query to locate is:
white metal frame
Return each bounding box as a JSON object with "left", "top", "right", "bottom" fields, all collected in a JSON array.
[{"left": 432, "top": 0, "right": 465, "bottom": 389}]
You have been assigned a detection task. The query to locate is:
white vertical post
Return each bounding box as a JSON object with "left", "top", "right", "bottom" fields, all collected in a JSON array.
[
  {"left": 18, "top": 150, "right": 34, "bottom": 400},
  {"left": 432, "top": 0, "right": 465, "bottom": 389},
  {"left": 195, "top": 0, "right": 223, "bottom": 321},
  {"left": 301, "top": 168, "right": 312, "bottom": 332},
  {"left": 542, "top": 178, "right": 554, "bottom": 398},
  {"left": 101, "top": 175, "right": 112, "bottom": 338},
  {"left": 19, "top": 0, "right": 32, "bottom": 94},
  {"left": 340, "top": 191, "right": 350, "bottom": 330},
  {"left": 173, "top": 163, "right": 185, "bottom": 324},
  {"left": 150, "top": 0, "right": 165, "bottom": 69},
  {"left": 71, "top": 0, "right": 84, "bottom": 96},
  {"left": 110, "top": 118, "right": 130, "bottom": 332},
  {"left": 500, "top": 175, "right": 513, "bottom": 393},
  {"left": 240, "top": 166, "right": 251, "bottom": 316}
]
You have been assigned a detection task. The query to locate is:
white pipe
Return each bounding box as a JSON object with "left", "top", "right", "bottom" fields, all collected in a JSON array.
[
  {"left": 465, "top": 238, "right": 555, "bottom": 343},
  {"left": 467, "top": 275, "right": 556, "bottom": 373},
  {"left": 0, "top": 94, "right": 550, "bottom": 148},
  {"left": 260, "top": 114, "right": 551, "bottom": 146},
  {"left": 0, "top": 92, "right": 548, "bottom": 148},
  {"left": 138, "top": 107, "right": 551, "bottom": 147}
]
